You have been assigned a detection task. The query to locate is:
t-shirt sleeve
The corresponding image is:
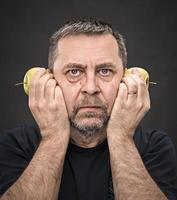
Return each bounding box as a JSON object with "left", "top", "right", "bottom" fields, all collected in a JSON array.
[
  {"left": 142, "top": 130, "right": 177, "bottom": 200},
  {"left": 0, "top": 125, "right": 41, "bottom": 195}
]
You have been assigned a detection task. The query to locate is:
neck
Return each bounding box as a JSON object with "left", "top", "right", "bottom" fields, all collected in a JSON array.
[{"left": 70, "top": 127, "right": 107, "bottom": 148}]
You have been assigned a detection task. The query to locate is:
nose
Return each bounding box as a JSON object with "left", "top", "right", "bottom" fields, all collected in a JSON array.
[{"left": 81, "top": 73, "right": 100, "bottom": 95}]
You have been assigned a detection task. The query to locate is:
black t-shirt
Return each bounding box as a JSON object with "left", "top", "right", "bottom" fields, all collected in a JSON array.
[{"left": 0, "top": 125, "right": 177, "bottom": 199}]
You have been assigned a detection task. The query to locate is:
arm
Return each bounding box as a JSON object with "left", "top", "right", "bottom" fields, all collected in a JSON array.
[
  {"left": 1, "top": 135, "right": 68, "bottom": 200},
  {"left": 107, "top": 72, "right": 167, "bottom": 200},
  {"left": 1, "top": 68, "right": 70, "bottom": 200},
  {"left": 108, "top": 134, "right": 167, "bottom": 200}
]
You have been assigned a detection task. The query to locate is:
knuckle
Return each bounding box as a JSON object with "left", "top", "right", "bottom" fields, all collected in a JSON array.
[
  {"left": 46, "top": 73, "right": 53, "bottom": 79},
  {"left": 143, "top": 102, "right": 150, "bottom": 112},
  {"left": 38, "top": 101, "right": 45, "bottom": 110},
  {"left": 48, "top": 102, "right": 57, "bottom": 110},
  {"left": 38, "top": 78, "right": 45, "bottom": 86},
  {"left": 138, "top": 102, "right": 144, "bottom": 110},
  {"left": 28, "top": 100, "right": 37, "bottom": 110},
  {"left": 139, "top": 103, "right": 144, "bottom": 109},
  {"left": 139, "top": 80, "right": 146, "bottom": 88},
  {"left": 128, "top": 80, "right": 137, "bottom": 90},
  {"left": 46, "top": 79, "right": 56, "bottom": 87},
  {"left": 146, "top": 102, "right": 151, "bottom": 110}
]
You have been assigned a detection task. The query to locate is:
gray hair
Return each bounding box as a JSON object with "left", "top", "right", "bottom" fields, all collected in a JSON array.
[{"left": 48, "top": 18, "right": 127, "bottom": 69}]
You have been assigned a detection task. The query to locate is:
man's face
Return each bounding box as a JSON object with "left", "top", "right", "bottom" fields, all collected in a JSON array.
[{"left": 53, "top": 34, "right": 124, "bottom": 133}]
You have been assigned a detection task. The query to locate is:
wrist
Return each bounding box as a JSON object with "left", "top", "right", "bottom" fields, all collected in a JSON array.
[
  {"left": 40, "top": 130, "right": 69, "bottom": 149},
  {"left": 39, "top": 136, "right": 69, "bottom": 160},
  {"left": 107, "top": 129, "right": 134, "bottom": 146},
  {"left": 41, "top": 127, "right": 70, "bottom": 140}
]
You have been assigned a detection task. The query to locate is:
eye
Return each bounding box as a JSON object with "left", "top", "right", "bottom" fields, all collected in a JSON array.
[
  {"left": 98, "top": 69, "right": 112, "bottom": 76},
  {"left": 65, "top": 68, "right": 84, "bottom": 83},
  {"left": 68, "top": 69, "right": 82, "bottom": 77}
]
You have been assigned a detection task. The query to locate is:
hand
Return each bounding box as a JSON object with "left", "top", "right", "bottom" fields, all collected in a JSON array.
[
  {"left": 28, "top": 68, "right": 70, "bottom": 141},
  {"left": 107, "top": 71, "right": 150, "bottom": 139}
]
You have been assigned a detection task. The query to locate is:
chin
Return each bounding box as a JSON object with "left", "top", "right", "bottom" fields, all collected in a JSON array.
[
  {"left": 69, "top": 109, "right": 109, "bottom": 134},
  {"left": 70, "top": 116, "right": 108, "bottom": 134}
]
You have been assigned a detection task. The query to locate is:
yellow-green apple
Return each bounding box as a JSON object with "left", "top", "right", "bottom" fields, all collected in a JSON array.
[
  {"left": 23, "top": 67, "right": 40, "bottom": 95},
  {"left": 124, "top": 67, "right": 149, "bottom": 86}
]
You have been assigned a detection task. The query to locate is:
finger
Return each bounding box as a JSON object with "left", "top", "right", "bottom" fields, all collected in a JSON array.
[
  {"left": 122, "top": 76, "right": 138, "bottom": 103},
  {"left": 131, "top": 68, "right": 143, "bottom": 78},
  {"left": 130, "top": 74, "right": 148, "bottom": 103},
  {"left": 29, "top": 68, "right": 46, "bottom": 103},
  {"left": 130, "top": 74, "right": 150, "bottom": 113},
  {"left": 116, "top": 82, "right": 127, "bottom": 105},
  {"left": 138, "top": 84, "right": 150, "bottom": 113},
  {"left": 54, "top": 85, "right": 63, "bottom": 103},
  {"left": 35, "top": 73, "right": 54, "bottom": 100},
  {"left": 45, "top": 79, "right": 57, "bottom": 101}
]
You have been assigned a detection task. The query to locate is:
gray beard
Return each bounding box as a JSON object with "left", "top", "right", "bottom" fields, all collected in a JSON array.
[{"left": 69, "top": 110, "right": 109, "bottom": 137}]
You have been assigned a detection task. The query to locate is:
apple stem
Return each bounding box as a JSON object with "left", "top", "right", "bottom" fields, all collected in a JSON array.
[
  {"left": 149, "top": 82, "right": 157, "bottom": 85},
  {"left": 14, "top": 82, "right": 27, "bottom": 86}
]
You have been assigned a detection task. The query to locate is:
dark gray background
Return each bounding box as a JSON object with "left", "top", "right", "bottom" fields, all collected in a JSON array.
[{"left": 0, "top": 0, "right": 177, "bottom": 151}]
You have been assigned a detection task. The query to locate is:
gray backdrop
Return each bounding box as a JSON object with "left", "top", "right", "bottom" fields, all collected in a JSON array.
[{"left": 0, "top": 0, "right": 177, "bottom": 151}]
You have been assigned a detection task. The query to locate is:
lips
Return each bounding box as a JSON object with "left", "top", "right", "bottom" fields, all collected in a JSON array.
[
  {"left": 80, "top": 106, "right": 101, "bottom": 108},
  {"left": 78, "top": 106, "right": 102, "bottom": 112},
  {"left": 79, "top": 105, "right": 101, "bottom": 110}
]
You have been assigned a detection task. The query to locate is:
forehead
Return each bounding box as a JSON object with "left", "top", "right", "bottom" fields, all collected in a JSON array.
[{"left": 55, "top": 34, "right": 121, "bottom": 66}]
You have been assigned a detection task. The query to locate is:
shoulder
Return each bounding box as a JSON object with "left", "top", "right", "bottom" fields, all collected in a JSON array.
[
  {"left": 0, "top": 124, "right": 41, "bottom": 158},
  {"left": 0, "top": 125, "right": 41, "bottom": 195},
  {"left": 134, "top": 126, "right": 177, "bottom": 199},
  {"left": 134, "top": 126, "right": 176, "bottom": 157},
  {"left": 0, "top": 124, "right": 41, "bottom": 139}
]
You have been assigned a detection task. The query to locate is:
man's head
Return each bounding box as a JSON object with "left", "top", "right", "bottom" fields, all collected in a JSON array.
[
  {"left": 48, "top": 18, "right": 127, "bottom": 137},
  {"left": 48, "top": 18, "right": 127, "bottom": 69}
]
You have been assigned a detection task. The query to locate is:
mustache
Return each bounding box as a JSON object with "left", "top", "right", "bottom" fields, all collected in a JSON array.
[{"left": 73, "top": 97, "right": 108, "bottom": 114}]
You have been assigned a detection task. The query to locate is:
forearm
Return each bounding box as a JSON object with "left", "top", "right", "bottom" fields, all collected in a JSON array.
[
  {"left": 108, "top": 133, "right": 167, "bottom": 200},
  {"left": 1, "top": 135, "right": 68, "bottom": 200}
]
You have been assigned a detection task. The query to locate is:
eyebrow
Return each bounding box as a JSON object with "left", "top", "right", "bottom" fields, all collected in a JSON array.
[
  {"left": 95, "top": 63, "right": 117, "bottom": 70},
  {"left": 63, "top": 62, "right": 117, "bottom": 70},
  {"left": 63, "top": 63, "right": 87, "bottom": 69}
]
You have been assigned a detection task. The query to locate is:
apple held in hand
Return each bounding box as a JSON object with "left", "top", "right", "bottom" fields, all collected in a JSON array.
[
  {"left": 124, "top": 67, "right": 149, "bottom": 86},
  {"left": 23, "top": 67, "right": 40, "bottom": 95}
]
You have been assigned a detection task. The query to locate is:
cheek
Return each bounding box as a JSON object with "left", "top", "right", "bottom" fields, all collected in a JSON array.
[
  {"left": 105, "top": 86, "right": 118, "bottom": 114},
  {"left": 53, "top": 71, "right": 81, "bottom": 115},
  {"left": 100, "top": 80, "right": 121, "bottom": 114},
  {"left": 60, "top": 84, "right": 80, "bottom": 114}
]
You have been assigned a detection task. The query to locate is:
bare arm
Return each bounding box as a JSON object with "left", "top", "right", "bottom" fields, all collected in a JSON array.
[
  {"left": 107, "top": 72, "right": 167, "bottom": 200},
  {"left": 108, "top": 134, "right": 167, "bottom": 200},
  {"left": 1, "top": 135, "right": 68, "bottom": 200},
  {"left": 1, "top": 69, "right": 70, "bottom": 200}
]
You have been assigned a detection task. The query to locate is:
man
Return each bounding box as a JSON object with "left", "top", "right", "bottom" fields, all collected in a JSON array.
[{"left": 0, "top": 18, "right": 177, "bottom": 200}]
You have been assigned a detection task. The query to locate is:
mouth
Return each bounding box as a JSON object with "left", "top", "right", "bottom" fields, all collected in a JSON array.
[
  {"left": 79, "top": 106, "right": 101, "bottom": 111},
  {"left": 80, "top": 105, "right": 101, "bottom": 108}
]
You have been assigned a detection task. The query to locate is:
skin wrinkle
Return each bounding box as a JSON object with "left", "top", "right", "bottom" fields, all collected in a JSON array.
[
  {"left": 53, "top": 34, "right": 123, "bottom": 145},
  {"left": 1, "top": 27, "right": 168, "bottom": 199}
]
